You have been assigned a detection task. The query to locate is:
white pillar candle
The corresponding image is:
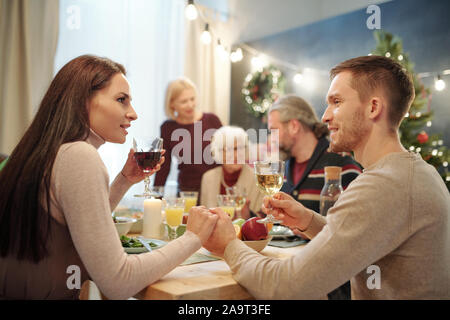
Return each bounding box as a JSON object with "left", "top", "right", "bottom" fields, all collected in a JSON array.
[{"left": 143, "top": 198, "right": 162, "bottom": 239}]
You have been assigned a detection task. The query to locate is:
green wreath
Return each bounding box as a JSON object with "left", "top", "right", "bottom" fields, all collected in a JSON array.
[{"left": 241, "top": 65, "right": 286, "bottom": 118}]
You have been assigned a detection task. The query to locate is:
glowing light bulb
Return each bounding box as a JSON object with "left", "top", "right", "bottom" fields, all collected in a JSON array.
[
  {"left": 216, "top": 40, "right": 228, "bottom": 60},
  {"left": 185, "top": 1, "right": 198, "bottom": 20},
  {"left": 251, "top": 56, "right": 267, "bottom": 71},
  {"left": 235, "top": 48, "right": 243, "bottom": 61},
  {"left": 230, "top": 52, "right": 239, "bottom": 63},
  {"left": 293, "top": 73, "right": 303, "bottom": 84},
  {"left": 302, "top": 73, "right": 317, "bottom": 91},
  {"left": 435, "top": 76, "right": 446, "bottom": 91},
  {"left": 201, "top": 24, "right": 211, "bottom": 45},
  {"left": 251, "top": 57, "right": 262, "bottom": 69},
  {"left": 230, "top": 48, "right": 243, "bottom": 63}
]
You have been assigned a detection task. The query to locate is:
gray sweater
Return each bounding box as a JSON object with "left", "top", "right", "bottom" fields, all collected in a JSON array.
[
  {"left": 223, "top": 152, "right": 450, "bottom": 299},
  {"left": 0, "top": 131, "right": 202, "bottom": 299}
]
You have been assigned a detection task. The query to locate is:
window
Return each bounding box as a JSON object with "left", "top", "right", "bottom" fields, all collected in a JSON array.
[{"left": 55, "top": 0, "right": 185, "bottom": 200}]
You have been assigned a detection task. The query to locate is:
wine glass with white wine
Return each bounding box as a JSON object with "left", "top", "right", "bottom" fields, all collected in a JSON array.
[{"left": 254, "top": 160, "right": 285, "bottom": 224}]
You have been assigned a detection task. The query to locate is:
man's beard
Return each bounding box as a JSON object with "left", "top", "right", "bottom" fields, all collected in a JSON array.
[
  {"left": 278, "top": 144, "right": 292, "bottom": 160},
  {"left": 329, "top": 109, "right": 368, "bottom": 153}
]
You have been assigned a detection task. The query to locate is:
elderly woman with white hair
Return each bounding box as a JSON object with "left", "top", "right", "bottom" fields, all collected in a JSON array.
[{"left": 200, "top": 126, "right": 265, "bottom": 219}]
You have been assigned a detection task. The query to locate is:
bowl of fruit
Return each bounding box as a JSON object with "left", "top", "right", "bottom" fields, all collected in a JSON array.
[{"left": 233, "top": 217, "right": 273, "bottom": 252}]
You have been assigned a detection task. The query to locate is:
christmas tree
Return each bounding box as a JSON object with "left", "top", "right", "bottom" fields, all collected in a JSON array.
[{"left": 372, "top": 30, "right": 449, "bottom": 190}]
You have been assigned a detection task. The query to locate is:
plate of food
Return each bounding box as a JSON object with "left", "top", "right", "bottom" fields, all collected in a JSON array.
[
  {"left": 120, "top": 235, "right": 166, "bottom": 254},
  {"left": 269, "top": 225, "right": 296, "bottom": 240},
  {"left": 113, "top": 209, "right": 144, "bottom": 233}
]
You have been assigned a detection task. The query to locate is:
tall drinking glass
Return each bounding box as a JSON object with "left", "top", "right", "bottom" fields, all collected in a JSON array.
[
  {"left": 225, "top": 186, "right": 247, "bottom": 218},
  {"left": 217, "top": 194, "right": 236, "bottom": 219},
  {"left": 254, "top": 160, "right": 285, "bottom": 224},
  {"left": 180, "top": 191, "right": 198, "bottom": 224},
  {"left": 133, "top": 137, "right": 163, "bottom": 198},
  {"left": 164, "top": 197, "right": 185, "bottom": 240},
  {"left": 180, "top": 191, "right": 198, "bottom": 214}
]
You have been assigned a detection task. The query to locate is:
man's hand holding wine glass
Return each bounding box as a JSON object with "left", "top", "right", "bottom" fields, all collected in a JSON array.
[{"left": 262, "top": 192, "right": 314, "bottom": 233}]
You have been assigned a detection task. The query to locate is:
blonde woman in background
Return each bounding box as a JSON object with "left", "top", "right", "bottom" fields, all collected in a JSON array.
[
  {"left": 154, "top": 77, "right": 222, "bottom": 195},
  {"left": 200, "top": 126, "right": 265, "bottom": 219}
]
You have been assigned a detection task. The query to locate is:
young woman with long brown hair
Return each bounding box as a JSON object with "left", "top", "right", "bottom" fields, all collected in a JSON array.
[{"left": 0, "top": 55, "right": 218, "bottom": 299}]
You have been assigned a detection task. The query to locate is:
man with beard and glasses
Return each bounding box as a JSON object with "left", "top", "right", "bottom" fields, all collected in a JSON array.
[
  {"left": 203, "top": 56, "right": 450, "bottom": 299},
  {"left": 267, "top": 95, "right": 362, "bottom": 300}
]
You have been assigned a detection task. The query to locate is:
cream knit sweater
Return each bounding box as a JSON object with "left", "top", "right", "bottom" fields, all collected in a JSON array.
[
  {"left": 223, "top": 152, "right": 450, "bottom": 299},
  {"left": 0, "top": 131, "right": 201, "bottom": 299}
]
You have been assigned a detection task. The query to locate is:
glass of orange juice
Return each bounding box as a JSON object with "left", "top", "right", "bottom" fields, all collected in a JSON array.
[
  {"left": 180, "top": 191, "right": 198, "bottom": 213},
  {"left": 217, "top": 194, "right": 236, "bottom": 219},
  {"left": 180, "top": 191, "right": 198, "bottom": 223},
  {"left": 164, "top": 197, "right": 185, "bottom": 240}
]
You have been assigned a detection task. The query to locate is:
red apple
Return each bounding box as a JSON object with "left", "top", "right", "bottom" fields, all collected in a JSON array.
[{"left": 241, "top": 217, "right": 268, "bottom": 240}]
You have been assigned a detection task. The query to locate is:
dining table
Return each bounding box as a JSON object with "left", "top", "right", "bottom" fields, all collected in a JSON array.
[{"left": 127, "top": 232, "right": 306, "bottom": 300}]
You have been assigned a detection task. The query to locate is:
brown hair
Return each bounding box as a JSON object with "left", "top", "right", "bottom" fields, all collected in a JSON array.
[
  {"left": 0, "top": 55, "right": 125, "bottom": 262},
  {"left": 330, "top": 55, "right": 415, "bottom": 130}
]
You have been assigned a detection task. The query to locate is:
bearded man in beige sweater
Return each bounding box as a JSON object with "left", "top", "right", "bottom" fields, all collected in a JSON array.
[{"left": 204, "top": 56, "right": 450, "bottom": 299}]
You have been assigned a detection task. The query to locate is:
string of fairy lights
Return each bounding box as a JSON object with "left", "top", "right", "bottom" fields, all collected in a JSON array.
[
  {"left": 184, "top": 0, "right": 448, "bottom": 92},
  {"left": 185, "top": 0, "right": 449, "bottom": 181},
  {"left": 185, "top": 1, "right": 450, "bottom": 183}
]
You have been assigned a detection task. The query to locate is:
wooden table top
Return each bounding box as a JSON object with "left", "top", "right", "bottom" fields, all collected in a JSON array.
[{"left": 131, "top": 236, "right": 305, "bottom": 300}]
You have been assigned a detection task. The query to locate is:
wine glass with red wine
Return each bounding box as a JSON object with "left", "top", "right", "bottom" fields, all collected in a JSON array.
[{"left": 133, "top": 137, "right": 163, "bottom": 198}]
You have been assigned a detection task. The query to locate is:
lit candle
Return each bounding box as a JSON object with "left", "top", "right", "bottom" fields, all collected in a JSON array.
[{"left": 143, "top": 198, "right": 162, "bottom": 239}]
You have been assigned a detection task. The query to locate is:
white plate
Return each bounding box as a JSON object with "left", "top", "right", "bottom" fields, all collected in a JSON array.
[
  {"left": 269, "top": 225, "right": 295, "bottom": 239},
  {"left": 123, "top": 238, "right": 166, "bottom": 254}
]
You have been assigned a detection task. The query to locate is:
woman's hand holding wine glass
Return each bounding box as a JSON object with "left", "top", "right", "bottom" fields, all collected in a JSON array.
[
  {"left": 121, "top": 148, "right": 165, "bottom": 184},
  {"left": 132, "top": 137, "right": 164, "bottom": 197}
]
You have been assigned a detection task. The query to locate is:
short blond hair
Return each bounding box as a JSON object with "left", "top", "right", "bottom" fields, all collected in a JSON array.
[{"left": 164, "top": 77, "right": 198, "bottom": 119}]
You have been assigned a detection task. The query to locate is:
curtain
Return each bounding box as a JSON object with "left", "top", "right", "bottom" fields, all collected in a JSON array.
[
  {"left": 54, "top": 0, "right": 185, "bottom": 200},
  {"left": 184, "top": 5, "right": 232, "bottom": 125},
  {"left": 0, "top": 0, "right": 59, "bottom": 155}
]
